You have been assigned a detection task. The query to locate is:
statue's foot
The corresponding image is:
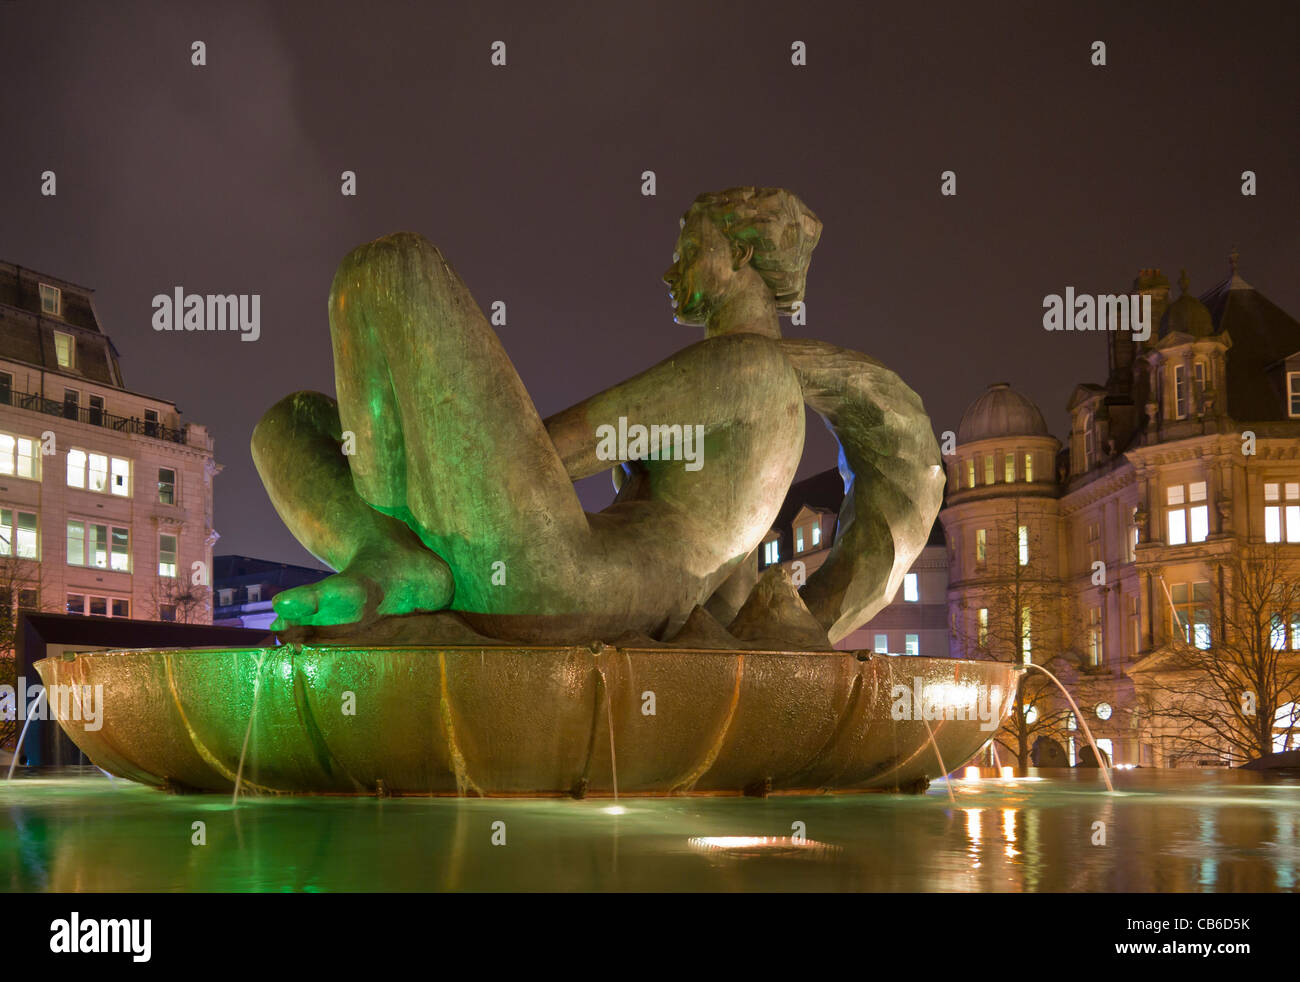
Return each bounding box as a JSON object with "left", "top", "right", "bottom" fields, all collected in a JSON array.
[{"left": 269, "top": 548, "right": 454, "bottom": 629}]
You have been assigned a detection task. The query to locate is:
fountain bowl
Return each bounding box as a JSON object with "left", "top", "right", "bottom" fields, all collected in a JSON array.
[{"left": 35, "top": 644, "right": 1022, "bottom": 795}]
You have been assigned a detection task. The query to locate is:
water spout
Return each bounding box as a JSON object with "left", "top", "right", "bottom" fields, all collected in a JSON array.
[
  {"left": 5, "top": 688, "right": 45, "bottom": 780},
  {"left": 1024, "top": 663, "right": 1113, "bottom": 793}
]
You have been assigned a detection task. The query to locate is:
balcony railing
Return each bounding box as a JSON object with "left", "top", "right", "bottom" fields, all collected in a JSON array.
[{"left": 0, "top": 386, "right": 186, "bottom": 444}]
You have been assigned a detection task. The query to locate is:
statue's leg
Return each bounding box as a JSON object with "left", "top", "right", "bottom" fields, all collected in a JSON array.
[
  {"left": 327, "top": 232, "right": 593, "bottom": 616},
  {"left": 251, "top": 390, "right": 453, "bottom": 626}
]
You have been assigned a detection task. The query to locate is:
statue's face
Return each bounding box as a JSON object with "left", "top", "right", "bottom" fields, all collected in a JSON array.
[{"left": 662, "top": 213, "right": 738, "bottom": 326}]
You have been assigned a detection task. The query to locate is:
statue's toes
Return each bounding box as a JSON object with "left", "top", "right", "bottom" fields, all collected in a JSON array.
[
  {"left": 304, "top": 574, "right": 370, "bottom": 626},
  {"left": 272, "top": 583, "right": 321, "bottom": 625}
]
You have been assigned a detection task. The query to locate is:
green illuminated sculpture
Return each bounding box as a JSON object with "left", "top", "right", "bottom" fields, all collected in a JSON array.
[
  {"left": 252, "top": 187, "right": 943, "bottom": 649},
  {"left": 40, "top": 188, "right": 1018, "bottom": 797}
]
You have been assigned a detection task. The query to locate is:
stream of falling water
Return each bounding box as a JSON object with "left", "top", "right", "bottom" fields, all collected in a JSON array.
[
  {"left": 598, "top": 668, "right": 618, "bottom": 802},
  {"left": 1024, "top": 662, "right": 1114, "bottom": 793},
  {"left": 231, "top": 653, "right": 268, "bottom": 806},
  {"left": 920, "top": 711, "right": 956, "bottom": 804},
  {"left": 5, "top": 688, "right": 45, "bottom": 780}
]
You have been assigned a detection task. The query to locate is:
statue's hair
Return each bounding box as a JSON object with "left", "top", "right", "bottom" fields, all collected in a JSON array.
[{"left": 685, "top": 187, "right": 822, "bottom": 314}]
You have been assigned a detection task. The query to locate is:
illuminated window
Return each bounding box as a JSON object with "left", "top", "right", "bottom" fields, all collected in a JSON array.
[
  {"left": 0, "top": 433, "right": 39, "bottom": 480},
  {"left": 977, "top": 608, "right": 988, "bottom": 646},
  {"left": 984, "top": 455, "right": 995, "bottom": 485},
  {"left": 0, "top": 509, "right": 38, "bottom": 559},
  {"left": 158, "top": 534, "right": 178, "bottom": 577},
  {"left": 89, "top": 453, "right": 108, "bottom": 492},
  {"left": 1264, "top": 483, "right": 1300, "bottom": 543},
  {"left": 1024, "top": 453, "right": 1033, "bottom": 483},
  {"left": 1269, "top": 613, "right": 1300, "bottom": 652},
  {"left": 1289, "top": 373, "right": 1300, "bottom": 418},
  {"left": 39, "top": 283, "right": 62, "bottom": 316},
  {"left": 903, "top": 572, "right": 919, "bottom": 602},
  {"left": 1020, "top": 607, "right": 1032, "bottom": 663},
  {"left": 1171, "top": 581, "right": 1211, "bottom": 649},
  {"left": 873, "top": 634, "right": 888, "bottom": 654},
  {"left": 1018, "top": 525, "right": 1029, "bottom": 565},
  {"left": 1166, "top": 482, "right": 1208, "bottom": 545},
  {"left": 811, "top": 522, "right": 821, "bottom": 547},
  {"left": 966, "top": 460, "right": 975, "bottom": 488},
  {"left": 762, "top": 539, "right": 779, "bottom": 565},
  {"left": 67, "top": 449, "right": 85, "bottom": 488},
  {"left": 111, "top": 457, "right": 130, "bottom": 496},
  {"left": 67, "top": 520, "right": 130, "bottom": 572},
  {"left": 53, "top": 330, "right": 75, "bottom": 368},
  {"left": 1004, "top": 453, "right": 1015, "bottom": 483},
  {"left": 795, "top": 527, "right": 804, "bottom": 553},
  {"left": 1088, "top": 607, "right": 1103, "bottom": 666},
  {"left": 976, "top": 528, "right": 986, "bottom": 564},
  {"left": 67, "top": 450, "right": 132, "bottom": 496},
  {"left": 905, "top": 634, "right": 919, "bottom": 656}
]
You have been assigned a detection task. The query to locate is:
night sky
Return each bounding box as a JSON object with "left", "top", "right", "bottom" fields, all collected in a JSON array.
[{"left": 1, "top": 0, "right": 1296, "bottom": 570}]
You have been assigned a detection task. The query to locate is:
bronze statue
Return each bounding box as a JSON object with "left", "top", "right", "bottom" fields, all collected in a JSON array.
[{"left": 252, "top": 187, "right": 943, "bottom": 648}]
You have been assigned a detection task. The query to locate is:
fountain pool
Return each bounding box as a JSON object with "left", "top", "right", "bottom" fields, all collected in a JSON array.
[{"left": 3, "top": 768, "right": 1296, "bottom": 892}]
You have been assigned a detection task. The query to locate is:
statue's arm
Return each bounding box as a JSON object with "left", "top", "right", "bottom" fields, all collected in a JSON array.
[
  {"left": 777, "top": 338, "right": 945, "bottom": 645},
  {"left": 544, "top": 334, "right": 769, "bottom": 481}
]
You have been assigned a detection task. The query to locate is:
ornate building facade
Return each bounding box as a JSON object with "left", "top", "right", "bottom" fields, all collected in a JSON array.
[
  {"left": 0, "top": 262, "right": 220, "bottom": 626},
  {"left": 943, "top": 255, "right": 1300, "bottom": 767}
]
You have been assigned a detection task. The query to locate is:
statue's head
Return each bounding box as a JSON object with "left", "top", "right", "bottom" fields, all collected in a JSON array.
[{"left": 663, "top": 187, "right": 822, "bottom": 328}]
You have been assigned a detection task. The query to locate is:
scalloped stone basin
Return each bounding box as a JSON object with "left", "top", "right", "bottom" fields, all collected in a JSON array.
[{"left": 35, "top": 644, "right": 1022, "bottom": 795}]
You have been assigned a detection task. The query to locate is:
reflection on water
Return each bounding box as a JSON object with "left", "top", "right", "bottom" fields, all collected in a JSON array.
[{"left": 1, "top": 768, "right": 1297, "bottom": 892}]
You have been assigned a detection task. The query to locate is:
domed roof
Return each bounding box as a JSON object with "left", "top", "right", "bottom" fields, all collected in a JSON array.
[
  {"left": 958, "top": 383, "right": 1049, "bottom": 444},
  {"left": 1160, "top": 270, "right": 1214, "bottom": 339}
]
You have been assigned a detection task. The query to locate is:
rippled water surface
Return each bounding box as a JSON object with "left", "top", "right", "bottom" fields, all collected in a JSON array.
[{"left": 2, "top": 768, "right": 1297, "bottom": 891}]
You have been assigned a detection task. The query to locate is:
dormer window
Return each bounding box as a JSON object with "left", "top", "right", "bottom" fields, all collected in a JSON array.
[
  {"left": 1082, "top": 412, "right": 1096, "bottom": 468},
  {"left": 39, "top": 283, "right": 62, "bottom": 317},
  {"left": 795, "top": 526, "right": 805, "bottom": 553},
  {"left": 53, "top": 330, "right": 75, "bottom": 369},
  {"left": 1288, "top": 372, "right": 1300, "bottom": 418},
  {"left": 811, "top": 522, "right": 821, "bottom": 547}
]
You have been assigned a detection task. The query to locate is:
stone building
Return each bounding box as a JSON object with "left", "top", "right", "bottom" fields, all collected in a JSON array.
[
  {"left": 943, "top": 254, "right": 1300, "bottom": 767},
  {"left": 761, "top": 468, "right": 950, "bottom": 656},
  {"left": 0, "top": 262, "right": 219, "bottom": 626}
]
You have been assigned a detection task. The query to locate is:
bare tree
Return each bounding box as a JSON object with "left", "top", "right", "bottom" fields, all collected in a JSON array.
[
  {"left": 0, "top": 552, "right": 58, "bottom": 749},
  {"left": 147, "top": 573, "right": 210, "bottom": 624},
  {"left": 1135, "top": 545, "right": 1300, "bottom": 766},
  {"left": 951, "top": 503, "right": 1082, "bottom": 768}
]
